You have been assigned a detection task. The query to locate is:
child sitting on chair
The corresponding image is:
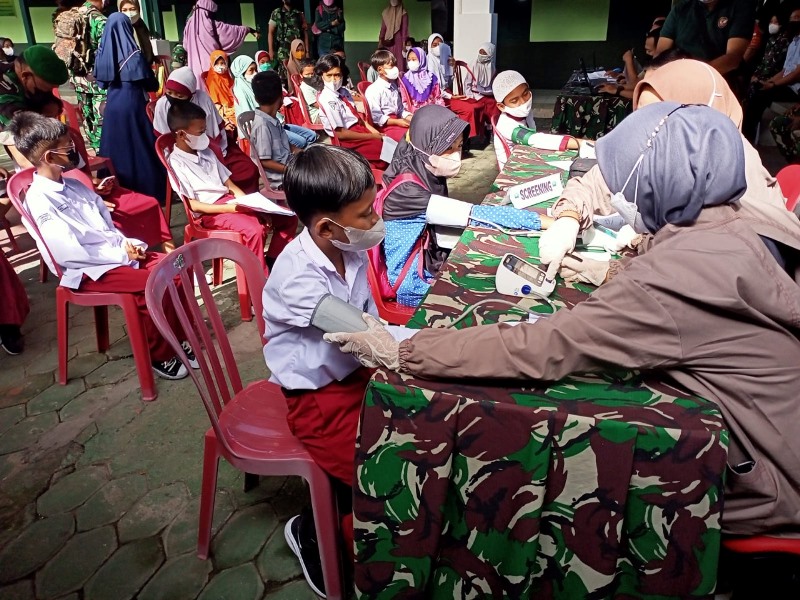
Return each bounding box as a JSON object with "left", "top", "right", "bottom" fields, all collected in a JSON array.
[
  {"left": 250, "top": 70, "right": 299, "bottom": 191},
  {"left": 7, "top": 112, "right": 194, "bottom": 380},
  {"left": 363, "top": 48, "right": 412, "bottom": 142},
  {"left": 492, "top": 70, "right": 579, "bottom": 169},
  {"left": 165, "top": 101, "right": 298, "bottom": 272},
  {"left": 261, "top": 144, "right": 412, "bottom": 597}
]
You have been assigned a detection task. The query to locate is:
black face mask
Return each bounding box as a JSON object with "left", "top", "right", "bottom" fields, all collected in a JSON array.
[
  {"left": 303, "top": 76, "right": 316, "bottom": 87},
  {"left": 47, "top": 148, "right": 80, "bottom": 170},
  {"left": 166, "top": 95, "right": 190, "bottom": 107}
]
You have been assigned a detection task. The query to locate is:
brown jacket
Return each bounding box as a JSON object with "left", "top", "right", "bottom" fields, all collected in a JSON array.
[{"left": 400, "top": 206, "right": 800, "bottom": 536}]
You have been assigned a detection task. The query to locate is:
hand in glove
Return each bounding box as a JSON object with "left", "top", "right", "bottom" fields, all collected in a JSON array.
[
  {"left": 559, "top": 255, "right": 609, "bottom": 287},
  {"left": 323, "top": 314, "right": 401, "bottom": 371},
  {"left": 539, "top": 216, "right": 580, "bottom": 280},
  {"left": 610, "top": 224, "right": 643, "bottom": 252}
]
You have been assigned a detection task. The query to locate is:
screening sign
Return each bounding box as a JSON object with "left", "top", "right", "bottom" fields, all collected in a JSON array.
[{"left": 507, "top": 173, "right": 564, "bottom": 209}]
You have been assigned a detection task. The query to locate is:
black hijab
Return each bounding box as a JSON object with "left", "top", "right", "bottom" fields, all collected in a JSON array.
[
  {"left": 383, "top": 104, "right": 468, "bottom": 221},
  {"left": 596, "top": 102, "right": 747, "bottom": 234}
]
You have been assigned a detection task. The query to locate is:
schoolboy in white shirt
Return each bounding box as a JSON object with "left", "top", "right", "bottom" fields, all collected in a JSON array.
[{"left": 364, "top": 48, "right": 412, "bottom": 142}]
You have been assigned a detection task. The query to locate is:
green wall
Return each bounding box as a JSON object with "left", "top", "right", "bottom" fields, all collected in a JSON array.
[
  {"left": 345, "top": 0, "right": 430, "bottom": 43},
  {"left": 530, "top": 0, "right": 610, "bottom": 42},
  {"left": 0, "top": 0, "right": 26, "bottom": 42}
]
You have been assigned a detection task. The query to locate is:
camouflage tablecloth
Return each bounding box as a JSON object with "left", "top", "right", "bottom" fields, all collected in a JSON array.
[
  {"left": 354, "top": 146, "right": 728, "bottom": 600},
  {"left": 550, "top": 94, "right": 632, "bottom": 140}
]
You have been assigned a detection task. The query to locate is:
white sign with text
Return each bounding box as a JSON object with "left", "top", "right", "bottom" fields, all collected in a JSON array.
[{"left": 507, "top": 173, "right": 564, "bottom": 209}]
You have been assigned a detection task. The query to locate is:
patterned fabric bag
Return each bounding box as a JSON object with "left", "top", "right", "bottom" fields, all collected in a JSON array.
[{"left": 53, "top": 7, "right": 93, "bottom": 76}]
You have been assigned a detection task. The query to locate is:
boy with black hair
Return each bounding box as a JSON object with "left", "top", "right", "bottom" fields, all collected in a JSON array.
[
  {"left": 364, "top": 48, "right": 412, "bottom": 142},
  {"left": 250, "top": 70, "right": 299, "bottom": 190},
  {"left": 166, "top": 101, "right": 297, "bottom": 272},
  {"left": 7, "top": 111, "right": 194, "bottom": 379},
  {"left": 262, "top": 144, "right": 412, "bottom": 596}
]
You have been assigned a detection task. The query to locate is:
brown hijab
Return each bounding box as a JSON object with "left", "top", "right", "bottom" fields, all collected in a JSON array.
[
  {"left": 382, "top": 0, "right": 407, "bottom": 43},
  {"left": 633, "top": 59, "right": 743, "bottom": 130}
]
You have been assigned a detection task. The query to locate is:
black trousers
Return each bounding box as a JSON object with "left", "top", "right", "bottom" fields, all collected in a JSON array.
[{"left": 743, "top": 85, "right": 799, "bottom": 142}]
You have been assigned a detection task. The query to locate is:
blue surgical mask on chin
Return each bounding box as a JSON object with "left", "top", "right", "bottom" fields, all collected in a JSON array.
[{"left": 609, "top": 154, "right": 649, "bottom": 234}]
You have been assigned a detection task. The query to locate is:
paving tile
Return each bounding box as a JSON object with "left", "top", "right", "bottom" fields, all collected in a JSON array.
[
  {"left": 0, "top": 405, "right": 26, "bottom": 436},
  {"left": 210, "top": 502, "right": 277, "bottom": 570},
  {"left": 137, "top": 553, "right": 212, "bottom": 600},
  {"left": 84, "top": 537, "right": 165, "bottom": 600},
  {"left": 0, "top": 580, "right": 35, "bottom": 600},
  {"left": 162, "top": 489, "right": 235, "bottom": 558},
  {"left": 0, "top": 514, "right": 74, "bottom": 583},
  {"left": 229, "top": 474, "right": 287, "bottom": 509},
  {"left": 256, "top": 528, "right": 302, "bottom": 584},
  {"left": 62, "top": 353, "right": 108, "bottom": 380},
  {"left": 35, "top": 525, "right": 117, "bottom": 599},
  {"left": 196, "top": 563, "right": 264, "bottom": 600},
  {"left": 27, "top": 380, "right": 87, "bottom": 416},
  {"left": 58, "top": 379, "right": 137, "bottom": 423},
  {"left": 269, "top": 477, "right": 311, "bottom": 521},
  {"left": 37, "top": 465, "right": 109, "bottom": 516},
  {"left": 0, "top": 412, "right": 59, "bottom": 456},
  {"left": 23, "top": 345, "right": 77, "bottom": 377},
  {"left": 0, "top": 372, "right": 55, "bottom": 409},
  {"left": 76, "top": 473, "right": 148, "bottom": 531},
  {"left": 262, "top": 580, "right": 319, "bottom": 600},
  {"left": 117, "top": 482, "right": 189, "bottom": 543},
  {"left": 84, "top": 360, "right": 136, "bottom": 389},
  {"left": 105, "top": 337, "right": 133, "bottom": 361}
]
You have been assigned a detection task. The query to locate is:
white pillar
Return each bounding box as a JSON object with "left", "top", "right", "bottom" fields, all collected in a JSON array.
[{"left": 453, "top": 0, "right": 497, "bottom": 67}]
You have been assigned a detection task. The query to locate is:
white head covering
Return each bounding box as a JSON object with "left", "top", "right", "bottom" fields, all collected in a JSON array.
[
  {"left": 472, "top": 42, "right": 495, "bottom": 88},
  {"left": 426, "top": 33, "right": 452, "bottom": 83},
  {"left": 492, "top": 70, "right": 526, "bottom": 103}
]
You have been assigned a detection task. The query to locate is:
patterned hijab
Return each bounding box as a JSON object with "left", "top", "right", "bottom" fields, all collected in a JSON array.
[
  {"left": 206, "top": 49, "right": 234, "bottom": 108},
  {"left": 401, "top": 48, "right": 437, "bottom": 103}
]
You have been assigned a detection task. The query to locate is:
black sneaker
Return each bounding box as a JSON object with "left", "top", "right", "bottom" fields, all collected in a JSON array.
[
  {"left": 284, "top": 515, "right": 326, "bottom": 598},
  {"left": 152, "top": 357, "right": 189, "bottom": 380},
  {"left": 181, "top": 341, "right": 200, "bottom": 369},
  {"left": 0, "top": 325, "right": 23, "bottom": 355}
]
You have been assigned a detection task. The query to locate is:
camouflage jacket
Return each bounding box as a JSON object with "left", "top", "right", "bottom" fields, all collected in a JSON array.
[
  {"left": 269, "top": 7, "right": 306, "bottom": 60},
  {"left": 81, "top": 1, "right": 106, "bottom": 55}
]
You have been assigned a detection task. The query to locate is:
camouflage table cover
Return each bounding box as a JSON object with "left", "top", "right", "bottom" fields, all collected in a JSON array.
[
  {"left": 354, "top": 146, "right": 728, "bottom": 599},
  {"left": 550, "top": 94, "right": 633, "bottom": 140}
]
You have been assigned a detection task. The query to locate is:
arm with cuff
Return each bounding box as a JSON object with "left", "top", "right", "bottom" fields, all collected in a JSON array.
[{"left": 425, "top": 194, "right": 541, "bottom": 231}]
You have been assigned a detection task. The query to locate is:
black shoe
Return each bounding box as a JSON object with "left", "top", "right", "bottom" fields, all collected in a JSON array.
[
  {"left": 181, "top": 341, "right": 199, "bottom": 369},
  {"left": 284, "top": 514, "right": 326, "bottom": 598},
  {"left": 0, "top": 325, "right": 23, "bottom": 355},
  {"left": 152, "top": 357, "right": 189, "bottom": 380}
]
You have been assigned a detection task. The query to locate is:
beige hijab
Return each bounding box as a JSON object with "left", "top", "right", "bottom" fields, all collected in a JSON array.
[
  {"left": 633, "top": 59, "right": 800, "bottom": 267},
  {"left": 382, "top": 0, "right": 407, "bottom": 43}
]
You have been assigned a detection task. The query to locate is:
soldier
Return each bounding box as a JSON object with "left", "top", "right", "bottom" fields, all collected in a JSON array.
[{"left": 268, "top": 0, "right": 309, "bottom": 85}]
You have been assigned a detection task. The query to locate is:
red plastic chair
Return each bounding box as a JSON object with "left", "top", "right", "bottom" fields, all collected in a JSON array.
[
  {"left": 289, "top": 73, "right": 327, "bottom": 135},
  {"left": 7, "top": 168, "right": 158, "bottom": 401},
  {"left": 721, "top": 536, "right": 800, "bottom": 596},
  {"left": 235, "top": 111, "right": 288, "bottom": 204},
  {"left": 356, "top": 81, "right": 379, "bottom": 129},
  {"left": 397, "top": 78, "right": 415, "bottom": 115},
  {"left": 59, "top": 99, "right": 114, "bottom": 176},
  {"left": 154, "top": 133, "right": 254, "bottom": 322},
  {"left": 144, "top": 99, "right": 173, "bottom": 224},
  {"left": 144, "top": 238, "right": 344, "bottom": 598},
  {"left": 491, "top": 112, "right": 511, "bottom": 170},
  {"left": 357, "top": 61, "right": 370, "bottom": 83},
  {"left": 453, "top": 60, "right": 475, "bottom": 97},
  {"left": 146, "top": 99, "right": 158, "bottom": 125},
  {"left": 776, "top": 164, "right": 800, "bottom": 212}
]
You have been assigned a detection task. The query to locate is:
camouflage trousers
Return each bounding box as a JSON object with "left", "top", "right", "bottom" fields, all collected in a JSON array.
[
  {"left": 72, "top": 77, "right": 107, "bottom": 151},
  {"left": 551, "top": 93, "right": 632, "bottom": 140},
  {"left": 769, "top": 113, "right": 800, "bottom": 163}
]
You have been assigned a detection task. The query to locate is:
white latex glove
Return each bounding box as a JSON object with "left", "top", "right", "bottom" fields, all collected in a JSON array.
[
  {"left": 559, "top": 255, "right": 609, "bottom": 287},
  {"left": 323, "top": 314, "right": 401, "bottom": 370},
  {"left": 539, "top": 217, "right": 580, "bottom": 280},
  {"left": 611, "top": 224, "right": 643, "bottom": 252}
]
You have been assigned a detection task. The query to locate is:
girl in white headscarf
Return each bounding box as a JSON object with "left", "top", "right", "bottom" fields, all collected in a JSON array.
[
  {"left": 464, "top": 42, "right": 499, "bottom": 122},
  {"left": 426, "top": 33, "right": 452, "bottom": 91}
]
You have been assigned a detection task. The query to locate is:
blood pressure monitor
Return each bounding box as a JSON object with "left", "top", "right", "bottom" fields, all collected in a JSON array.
[{"left": 496, "top": 253, "right": 556, "bottom": 298}]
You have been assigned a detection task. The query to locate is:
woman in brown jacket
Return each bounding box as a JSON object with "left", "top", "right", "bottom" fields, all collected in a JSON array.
[{"left": 327, "top": 103, "right": 800, "bottom": 538}]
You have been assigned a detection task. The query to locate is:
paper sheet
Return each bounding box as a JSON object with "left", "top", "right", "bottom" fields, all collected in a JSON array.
[
  {"left": 579, "top": 141, "right": 597, "bottom": 159},
  {"left": 229, "top": 192, "right": 295, "bottom": 216},
  {"left": 545, "top": 160, "right": 574, "bottom": 171},
  {"left": 380, "top": 136, "right": 398, "bottom": 163}
]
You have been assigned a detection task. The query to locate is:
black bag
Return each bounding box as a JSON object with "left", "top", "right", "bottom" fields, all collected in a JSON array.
[{"left": 569, "top": 158, "right": 597, "bottom": 180}]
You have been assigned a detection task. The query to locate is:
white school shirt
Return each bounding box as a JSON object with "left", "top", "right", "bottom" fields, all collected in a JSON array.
[
  {"left": 300, "top": 81, "right": 321, "bottom": 123},
  {"left": 364, "top": 78, "right": 410, "bottom": 126},
  {"left": 167, "top": 146, "right": 232, "bottom": 205},
  {"left": 25, "top": 174, "right": 143, "bottom": 289},
  {"left": 783, "top": 36, "right": 800, "bottom": 93},
  {"left": 262, "top": 228, "right": 411, "bottom": 390},
  {"left": 494, "top": 112, "right": 569, "bottom": 169},
  {"left": 317, "top": 86, "right": 358, "bottom": 137}
]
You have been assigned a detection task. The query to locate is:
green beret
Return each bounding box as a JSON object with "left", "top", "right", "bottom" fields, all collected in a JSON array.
[{"left": 22, "top": 45, "right": 69, "bottom": 86}]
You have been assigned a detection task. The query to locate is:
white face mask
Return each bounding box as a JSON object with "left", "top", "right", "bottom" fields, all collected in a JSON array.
[
  {"left": 609, "top": 154, "right": 648, "bottom": 234},
  {"left": 384, "top": 66, "right": 399, "bottom": 80},
  {"left": 769, "top": 23, "right": 781, "bottom": 35},
  {"left": 407, "top": 60, "right": 420, "bottom": 72},
  {"left": 324, "top": 78, "right": 342, "bottom": 92},
  {"left": 122, "top": 10, "right": 140, "bottom": 23},
  {"left": 2, "top": 47, "right": 14, "bottom": 57},
  {"left": 326, "top": 218, "right": 386, "bottom": 251},
  {"left": 183, "top": 131, "right": 210, "bottom": 151},
  {"left": 431, "top": 45, "right": 441, "bottom": 58},
  {"left": 245, "top": 73, "right": 255, "bottom": 82},
  {"left": 213, "top": 64, "right": 228, "bottom": 74},
  {"left": 477, "top": 53, "right": 491, "bottom": 63},
  {"left": 503, "top": 97, "right": 533, "bottom": 119},
  {"left": 413, "top": 143, "right": 462, "bottom": 178}
]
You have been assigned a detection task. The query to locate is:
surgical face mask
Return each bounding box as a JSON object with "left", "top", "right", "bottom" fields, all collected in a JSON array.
[
  {"left": 323, "top": 0, "right": 334, "bottom": 6},
  {"left": 259, "top": 62, "right": 272, "bottom": 72},
  {"left": 182, "top": 131, "right": 210, "bottom": 151},
  {"left": 326, "top": 218, "right": 386, "bottom": 251},
  {"left": 477, "top": 53, "right": 491, "bottom": 63},
  {"left": 122, "top": 10, "right": 140, "bottom": 23},
  {"left": 384, "top": 66, "right": 399, "bottom": 80},
  {"left": 769, "top": 23, "right": 781, "bottom": 35},
  {"left": 413, "top": 143, "right": 462, "bottom": 178},
  {"left": 390, "top": 0, "right": 400, "bottom": 6},
  {"left": 46, "top": 146, "right": 80, "bottom": 170},
  {"left": 431, "top": 45, "right": 441, "bottom": 58},
  {"left": 324, "top": 78, "right": 342, "bottom": 92},
  {"left": 213, "top": 64, "right": 228, "bottom": 74},
  {"left": 245, "top": 73, "right": 255, "bottom": 83},
  {"left": 407, "top": 59, "right": 420, "bottom": 72},
  {"left": 2, "top": 47, "right": 13, "bottom": 57},
  {"left": 609, "top": 154, "right": 648, "bottom": 234},
  {"left": 504, "top": 97, "right": 533, "bottom": 119}
]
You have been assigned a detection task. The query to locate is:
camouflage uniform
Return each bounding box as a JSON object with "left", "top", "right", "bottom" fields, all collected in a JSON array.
[
  {"left": 71, "top": 1, "right": 107, "bottom": 150},
  {"left": 769, "top": 106, "right": 800, "bottom": 164},
  {"left": 353, "top": 146, "right": 728, "bottom": 599},
  {"left": 269, "top": 6, "right": 305, "bottom": 84},
  {"left": 551, "top": 93, "right": 632, "bottom": 140}
]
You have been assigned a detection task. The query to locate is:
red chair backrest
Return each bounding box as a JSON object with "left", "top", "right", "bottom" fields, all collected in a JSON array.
[
  {"left": 371, "top": 168, "right": 385, "bottom": 192},
  {"left": 153, "top": 133, "right": 203, "bottom": 226},
  {"left": 62, "top": 100, "right": 83, "bottom": 131},
  {"left": 146, "top": 100, "right": 158, "bottom": 124},
  {"left": 491, "top": 112, "right": 511, "bottom": 168},
  {"left": 290, "top": 73, "right": 319, "bottom": 128},
  {"left": 776, "top": 165, "right": 800, "bottom": 212},
  {"left": 358, "top": 61, "right": 370, "bottom": 83},
  {"left": 356, "top": 81, "right": 376, "bottom": 127},
  {"left": 453, "top": 59, "right": 476, "bottom": 96},
  {"left": 145, "top": 238, "right": 267, "bottom": 457}
]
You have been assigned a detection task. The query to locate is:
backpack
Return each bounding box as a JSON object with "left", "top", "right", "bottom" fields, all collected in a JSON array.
[
  {"left": 368, "top": 173, "right": 431, "bottom": 301},
  {"left": 53, "top": 7, "right": 93, "bottom": 77}
]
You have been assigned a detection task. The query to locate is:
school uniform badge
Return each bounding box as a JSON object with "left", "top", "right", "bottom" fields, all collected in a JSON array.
[{"left": 718, "top": 17, "right": 729, "bottom": 29}]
